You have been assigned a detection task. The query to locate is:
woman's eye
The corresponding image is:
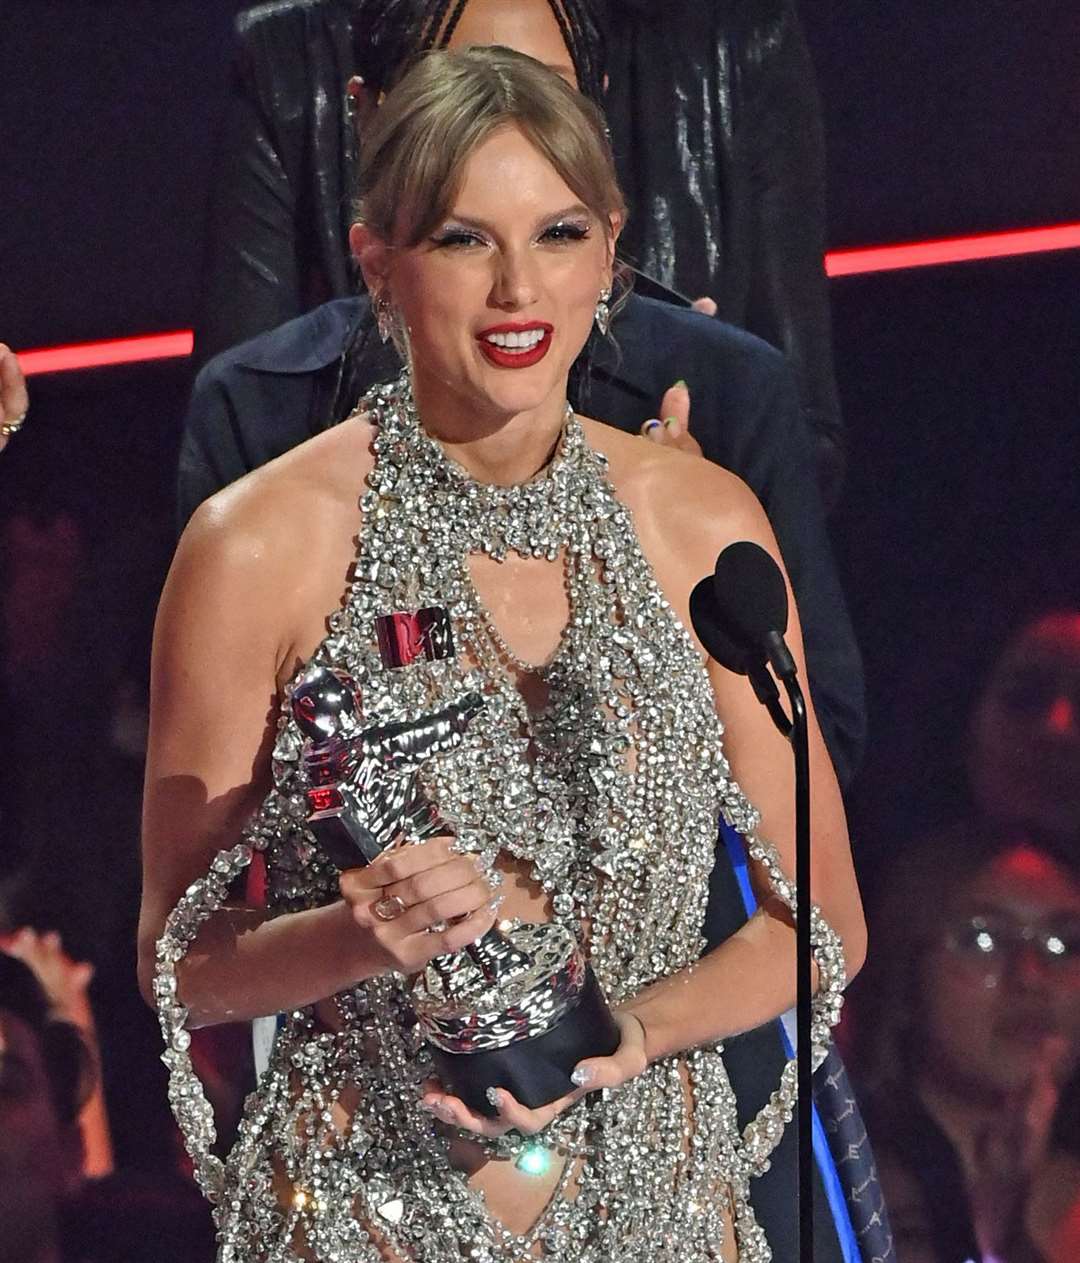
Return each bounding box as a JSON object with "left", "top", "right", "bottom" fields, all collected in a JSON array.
[
  {"left": 540, "top": 221, "right": 590, "bottom": 244},
  {"left": 430, "top": 230, "right": 486, "bottom": 249}
]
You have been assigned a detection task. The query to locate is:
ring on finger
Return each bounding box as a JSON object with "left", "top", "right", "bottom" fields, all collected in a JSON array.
[
  {"left": 0, "top": 410, "right": 27, "bottom": 438},
  {"left": 373, "top": 892, "right": 407, "bottom": 922}
]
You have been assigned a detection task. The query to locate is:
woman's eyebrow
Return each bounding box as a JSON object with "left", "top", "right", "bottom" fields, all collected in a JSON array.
[{"left": 439, "top": 204, "right": 593, "bottom": 233}]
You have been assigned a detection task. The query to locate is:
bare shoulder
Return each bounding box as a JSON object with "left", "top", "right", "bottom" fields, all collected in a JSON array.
[
  {"left": 580, "top": 417, "right": 772, "bottom": 580},
  {"left": 179, "top": 413, "right": 377, "bottom": 582},
  {"left": 163, "top": 416, "right": 377, "bottom": 681}
]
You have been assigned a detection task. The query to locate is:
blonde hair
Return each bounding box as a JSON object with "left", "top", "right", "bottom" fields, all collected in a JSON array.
[{"left": 355, "top": 45, "right": 626, "bottom": 247}]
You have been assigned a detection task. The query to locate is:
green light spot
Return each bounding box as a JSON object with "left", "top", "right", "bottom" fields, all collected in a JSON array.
[{"left": 515, "top": 1144, "right": 551, "bottom": 1176}]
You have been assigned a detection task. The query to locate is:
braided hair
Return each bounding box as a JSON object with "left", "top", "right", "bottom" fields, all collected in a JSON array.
[{"left": 353, "top": 0, "right": 608, "bottom": 103}]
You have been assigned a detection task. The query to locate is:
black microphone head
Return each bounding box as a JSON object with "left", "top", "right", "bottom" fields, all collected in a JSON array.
[
  {"left": 689, "top": 576, "right": 754, "bottom": 675},
  {"left": 713, "top": 540, "right": 789, "bottom": 643},
  {"left": 689, "top": 542, "right": 789, "bottom": 674}
]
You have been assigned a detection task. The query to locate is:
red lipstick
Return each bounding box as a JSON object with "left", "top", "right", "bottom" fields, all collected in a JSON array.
[{"left": 476, "top": 321, "right": 554, "bottom": 369}]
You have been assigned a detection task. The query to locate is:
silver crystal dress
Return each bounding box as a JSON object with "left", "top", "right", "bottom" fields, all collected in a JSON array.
[{"left": 154, "top": 374, "right": 846, "bottom": 1262}]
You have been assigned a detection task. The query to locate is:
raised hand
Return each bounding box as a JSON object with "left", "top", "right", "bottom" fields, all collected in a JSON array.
[
  {"left": 0, "top": 926, "right": 95, "bottom": 1028},
  {"left": 639, "top": 379, "right": 703, "bottom": 457},
  {"left": 0, "top": 344, "right": 29, "bottom": 453}
]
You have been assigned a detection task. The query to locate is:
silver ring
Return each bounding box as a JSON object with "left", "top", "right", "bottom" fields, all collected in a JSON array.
[
  {"left": 1, "top": 410, "right": 27, "bottom": 439},
  {"left": 373, "top": 893, "right": 407, "bottom": 922}
]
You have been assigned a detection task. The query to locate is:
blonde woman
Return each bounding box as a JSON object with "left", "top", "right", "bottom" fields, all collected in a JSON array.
[{"left": 140, "top": 47, "right": 864, "bottom": 1262}]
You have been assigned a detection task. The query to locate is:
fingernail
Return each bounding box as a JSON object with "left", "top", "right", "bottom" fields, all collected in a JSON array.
[
  {"left": 570, "top": 1066, "right": 594, "bottom": 1087},
  {"left": 486, "top": 1086, "right": 504, "bottom": 1109},
  {"left": 642, "top": 418, "right": 662, "bottom": 435},
  {"left": 663, "top": 416, "right": 680, "bottom": 430},
  {"left": 424, "top": 1099, "right": 455, "bottom": 1122},
  {"left": 672, "top": 379, "right": 687, "bottom": 390}
]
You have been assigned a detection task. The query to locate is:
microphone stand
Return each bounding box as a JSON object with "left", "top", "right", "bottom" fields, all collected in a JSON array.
[{"left": 749, "top": 632, "right": 813, "bottom": 1263}]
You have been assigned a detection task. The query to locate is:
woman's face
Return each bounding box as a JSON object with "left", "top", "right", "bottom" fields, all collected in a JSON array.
[
  {"left": 444, "top": 0, "right": 579, "bottom": 87},
  {"left": 375, "top": 124, "right": 616, "bottom": 427},
  {"left": 969, "top": 614, "right": 1080, "bottom": 841},
  {"left": 920, "top": 844, "right": 1080, "bottom": 1098}
]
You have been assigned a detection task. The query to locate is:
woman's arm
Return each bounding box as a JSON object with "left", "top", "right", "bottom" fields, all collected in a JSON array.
[
  {"left": 428, "top": 449, "right": 865, "bottom": 1136},
  {"left": 137, "top": 497, "right": 496, "bottom": 1027},
  {"left": 619, "top": 468, "right": 865, "bottom": 1058}
]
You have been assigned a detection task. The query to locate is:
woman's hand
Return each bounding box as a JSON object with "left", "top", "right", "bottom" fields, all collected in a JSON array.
[
  {"left": 0, "top": 344, "right": 29, "bottom": 453},
  {"left": 338, "top": 835, "right": 500, "bottom": 977},
  {"left": 420, "top": 1009, "right": 648, "bottom": 1137},
  {"left": 639, "top": 380, "right": 703, "bottom": 458}
]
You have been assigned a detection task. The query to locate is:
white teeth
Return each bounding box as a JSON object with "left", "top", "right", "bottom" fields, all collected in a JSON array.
[{"left": 483, "top": 328, "right": 546, "bottom": 350}]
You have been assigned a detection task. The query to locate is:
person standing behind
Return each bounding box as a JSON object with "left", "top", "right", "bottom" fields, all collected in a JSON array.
[{"left": 196, "top": 0, "right": 845, "bottom": 502}]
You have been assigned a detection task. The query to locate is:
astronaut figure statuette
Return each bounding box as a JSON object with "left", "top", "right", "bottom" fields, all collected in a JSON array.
[{"left": 289, "top": 607, "right": 619, "bottom": 1116}]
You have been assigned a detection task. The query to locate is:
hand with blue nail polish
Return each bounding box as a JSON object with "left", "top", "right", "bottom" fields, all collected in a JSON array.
[{"left": 638, "top": 381, "right": 701, "bottom": 457}]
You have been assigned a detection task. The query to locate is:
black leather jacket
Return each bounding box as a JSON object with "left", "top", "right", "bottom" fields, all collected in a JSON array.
[{"left": 197, "top": 0, "right": 845, "bottom": 504}]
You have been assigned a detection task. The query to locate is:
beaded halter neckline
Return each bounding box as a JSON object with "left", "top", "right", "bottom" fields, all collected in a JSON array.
[{"left": 363, "top": 376, "right": 595, "bottom": 564}]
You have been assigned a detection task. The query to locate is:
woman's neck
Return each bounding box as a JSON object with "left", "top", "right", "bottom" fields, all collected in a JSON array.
[{"left": 410, "top": 369, "right": 569, "bottom": 487}]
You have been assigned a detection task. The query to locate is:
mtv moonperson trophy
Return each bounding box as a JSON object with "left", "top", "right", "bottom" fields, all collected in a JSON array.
[{"left": 291, "top": 605, "right": 619, "bottom": 1117}]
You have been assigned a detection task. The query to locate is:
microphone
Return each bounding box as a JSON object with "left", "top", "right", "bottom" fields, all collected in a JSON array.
[
  {"left": 690, "top": 540, "right": 796, "bottom": 719},
  {"left": 690, "top": 539, "right": 815, "bottom": 1261}
]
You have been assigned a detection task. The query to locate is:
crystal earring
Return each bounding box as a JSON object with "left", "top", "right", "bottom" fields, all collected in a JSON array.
[
  {"left": 374, "top": 293, "right": 394, "bottom": 344},
  {"left": 594, "top": 287, "right": 612, "bottom": 337}
]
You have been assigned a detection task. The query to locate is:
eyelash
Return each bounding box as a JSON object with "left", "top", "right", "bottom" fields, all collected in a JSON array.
[
  {"left": 541, "top": 221, "right": 591, "bottom": 243},
  {"left": 430, "top": 221, "right": 591, "bottom": 250}
]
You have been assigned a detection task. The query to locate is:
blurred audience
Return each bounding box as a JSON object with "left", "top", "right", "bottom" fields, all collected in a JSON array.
[
  {"left": 0, "top": 949, "right": 215, "bottom": 1263},
  {"left": 851, "top": 829, "right": 1080, "bottom": 1263},
  {"left": 0, "top": 951, "right": 89, "bottom": 1263},
  {"left": 849, "top": 608, "right": 1080, "bottom": 1262},
  {"left": 1025, "top": 1063, "right": 1080, "bottom": 1263},
  {"left": 968, "top": 612, "right": 1080, "bottom": 852},
  {"left": 0, "top": 929, "right": 112, "bottom": 1178}
]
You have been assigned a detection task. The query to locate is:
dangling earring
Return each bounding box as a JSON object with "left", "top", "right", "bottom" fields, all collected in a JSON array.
[
  {"left": 374, "top": 292, "right": 394, "bottom": 344},
  {"left": 594, "top": 287, "right": 612, "bottom": 337}
]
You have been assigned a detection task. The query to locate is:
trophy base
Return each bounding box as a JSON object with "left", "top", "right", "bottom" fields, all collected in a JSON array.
[{"left": 429, "top": 966, "right": 620, "bottom": 1117}]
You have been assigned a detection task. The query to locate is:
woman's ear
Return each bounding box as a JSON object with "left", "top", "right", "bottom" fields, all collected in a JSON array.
[
  {"left": 606, "top": 210, "right": 623, "bottom": 260},
  {"left": 349, "top": 222, "right": 392, "bottom": 297},
  {"left": 603, "top": 211, "right": 624, "bottom": 284}
]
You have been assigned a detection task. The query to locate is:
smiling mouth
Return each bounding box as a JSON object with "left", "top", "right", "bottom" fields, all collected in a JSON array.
[{"left": 476, "top": 323, "right": 553, "bottom": 369}]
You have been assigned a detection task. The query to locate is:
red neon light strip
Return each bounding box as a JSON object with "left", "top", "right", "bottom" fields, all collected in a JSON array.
[
  {"left": 18, "top": 330, "right": 194, "bottom": 377},
  {"left": 825, "top": 221, "right": 1080, "bottom": 277},
  {"left": 14, "top": 223, "right": 1080, "bottom": 374}
]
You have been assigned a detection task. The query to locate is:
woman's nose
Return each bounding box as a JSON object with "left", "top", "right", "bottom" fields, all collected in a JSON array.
[
  {"left": 490, "top": 249, "right": 539, "bottom": 310},
  {"left": 1008, "top": 942, "right": 1055, "bottom": 990}
]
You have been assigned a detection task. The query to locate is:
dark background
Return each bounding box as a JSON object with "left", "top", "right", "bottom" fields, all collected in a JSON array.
[{"left": 2, "top": 2, "right": 1078, "bottom": 903}]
